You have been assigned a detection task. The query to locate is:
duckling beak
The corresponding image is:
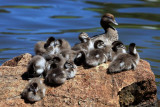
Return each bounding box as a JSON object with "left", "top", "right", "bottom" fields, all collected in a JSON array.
[{"left": 109, "top": 19, "right": 118, "bottom": 25}]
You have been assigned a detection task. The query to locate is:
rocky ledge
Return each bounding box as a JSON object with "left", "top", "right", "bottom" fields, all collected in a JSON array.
[{"left": 0, "top": 53, "right": 157, "bottom": 107}]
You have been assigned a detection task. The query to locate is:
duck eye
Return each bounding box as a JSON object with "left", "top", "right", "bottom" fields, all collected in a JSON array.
[{"left": 107, "top": 16, "right": 112, "bottom": 19}]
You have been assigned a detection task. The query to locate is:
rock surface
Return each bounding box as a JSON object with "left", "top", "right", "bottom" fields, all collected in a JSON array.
[{"left": 0, "top": 53, "right": 157, "bottom": 107}]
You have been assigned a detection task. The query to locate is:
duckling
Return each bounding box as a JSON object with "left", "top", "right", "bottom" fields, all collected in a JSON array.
[
  {"left": 94, "top": 40, "right": 112, "bottom": 61},
  {"left": 85, "top": 49, "right": 106, "bottom": 67},
  {"left": 45, "top": 67, "right": 67, "bottom": 85},
  {"left": 74, "top": 50, "right": 86, "bottom": 66},
  {"left": 78, "top": 32, "right": 89, "bottom": 43},
  {"left": 21, "top": 77, "right": 46, "bottom": 103},
  {"left": 49, "top": 55, "right": 77, "bottom": 79},
  {"left": 45, "top": 56, "right": 77, "bottom": 85},
  {"left": 27, "top": 55, "right": 46, "bottom": 77},
  {"left": 91, "top": 13, "right": 118, "bottom": 45},
  {"left": 111, "top": 41, "right": 127, "bottom": 61},
  {"left": 60, "top": 49, "right": 78, "bottom": 61},
  {"left": 72, "top": 37, "right": 94, "bottom": 52},
  {"left": 59, "top": 49, "right": 85, "bottom": 64},
  {"left": 64, "top": 60, "right": 77, "bottom": 79},
  {"left": 85, "top": 40, "right": 111, "bottom": 67},
  {"left": 43, "top": 54, "right": 66, "bottom": 78},
  {"left": 107, "top": 43, "right": 140, "bottom": 74},
  {"left": 50, "top": 54, "right": 66, "bottom": 69},
  {"left": 34, "top": 37, "right": 55, "bottom": 55},
  {"left": 53, "top": 39, "right": 71, "bottom": 54}
]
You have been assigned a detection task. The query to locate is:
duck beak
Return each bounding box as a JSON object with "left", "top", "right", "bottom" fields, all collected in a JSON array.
[{"left": 110, "top": 19, "right": 118, "bottom": 25}]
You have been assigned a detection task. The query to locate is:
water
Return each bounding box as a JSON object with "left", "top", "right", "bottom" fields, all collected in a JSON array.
[{"left": 0, "top": 0, "right": 160, "bottom": 99}]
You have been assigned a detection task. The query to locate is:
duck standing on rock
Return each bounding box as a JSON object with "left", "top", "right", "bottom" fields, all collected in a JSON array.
[
  {"left": 107, "top": 43, "right": 140, "bottom": 74},
  {"left": 91, "top": 13, "right": 119, "bottom": 45}
]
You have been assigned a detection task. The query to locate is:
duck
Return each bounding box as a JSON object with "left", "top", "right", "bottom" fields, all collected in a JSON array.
[
  {"left": 107, "top": 43, "right": 140, "bottom": 74},
  {"left": 63, "top": 60, "right": 77, "bottom": 79},
  {"left": 91, "top": 13, "right": 119, "bottom": 45},
  {"left": 72, "top": 36, "right": 94, "bottom": 52},
  {"left": 21, "top": 77, "right": 46, "bottom": 103},
  {"left": 27, "top": 55, "right": 46, "bottom": 77},
  {"left": 53, "top": 39, "right": 71, "bottom": 54},
  {"left": 45, "top": 57, "right": 77, "bottom": 84},
  {"left": 45, "top": 66, "right": 67, "bottom": 85},
  {"left": 34, "top": 37, "right": 55, "bottom": 56},
  {"left": 59, "top": 49, "right": 85, "bottom": 65},
  {"left": 50, "top": 54, "right": 77, "bottom": 79},
  {"left": 85, "top": 40, "right": 111, "bottom": 67},
  {"left": 111, "top": 41, "right": 127, "bottom": 61},
  {"left": 78, "top": 32, "right": 89, "bottom": 43}
]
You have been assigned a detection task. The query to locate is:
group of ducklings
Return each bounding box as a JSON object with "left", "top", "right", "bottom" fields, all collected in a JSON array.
[{"left": 21, "top": 13, "right": 140, "bottom": 103}]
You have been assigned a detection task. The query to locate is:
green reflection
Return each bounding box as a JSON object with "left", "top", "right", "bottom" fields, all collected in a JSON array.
[
  {"left": 50, "top": 16, "right": 81, "bottom": 19},
  {"left": 156, "top": 81, "right": 160, "bottom": 86},
  {"left": 0, "top": 32, "right": 31, "bottom": 35},
  {"left": 85, "top": 1, "right": 160, "bottom": 22},
  {"left": 7, "top": 28, "right": 33, "bottom": 31},
  {"left": 0, "top": 5, "right": 52, "bottom": 9},
  {"left": 0, "top": 9, "right": 10, "bottom": 13},
  {"left": 153, "top": 36, "right": 160, "bottom": 40},
  {"left": 144, "top": 58, "right": 160, "bottom": 63},
  {"left": 0, "top": 48, "right": 24, "bottom": 53}
]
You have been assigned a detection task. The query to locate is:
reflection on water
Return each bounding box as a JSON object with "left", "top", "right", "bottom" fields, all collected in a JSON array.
[{"left": 0, "top": 0, "right": 160, "bottom": 99}]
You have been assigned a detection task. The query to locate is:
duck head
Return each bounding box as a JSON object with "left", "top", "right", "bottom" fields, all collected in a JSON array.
[{"left": 100, "top": 13, "right": 118, "bottom": 30}]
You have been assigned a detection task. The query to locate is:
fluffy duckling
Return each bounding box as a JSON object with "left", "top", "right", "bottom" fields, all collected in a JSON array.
[
  {"left": 60, "top": 49, "right": 78, "bottom": 61},
  {"left": 111, "top": 41, "right": 127, "bottom": 61},
  {"left": 63, "top": 60, "right": 77, "bottom": 79},
  {"left": 34, "top": 37, "right": 55, "bottom": 55},
  {"left": 107, "top": 43, "right": 140, "bottom": 74},
  {"left": 21, "top": 77, "right": 46, "bottom": 103},
  {"left": 78, "top": 32, "right": 89, "bottom": 43},
  {"left": 27, "top": 55, "right": 46, "bottom": 77},
  {"left": 53, "top": 39, "right": 71, "bottom": 54},
  {"left": 59, "top": 49, "right": 85, "bottom": 65},
  {"left": 85, "top": 40, "right": 111, "bottom": 67},
  {"left": 91, "top": 13, "right": 119, "bottom": 45},
  {"left": 72, "top": 37, "right": 94, "bottom": 52},
  {"left": 74, "top": 50, "right": 86, "bottom": 66},
  {"left": 45, "top": 55, "right": 77, "bottom": 85},
  {"left": 45, "top": 66, "right": 67, "bottom": 85}
]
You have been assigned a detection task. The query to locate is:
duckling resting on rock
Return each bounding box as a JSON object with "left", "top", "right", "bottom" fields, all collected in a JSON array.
[
  {"left": 107, "top": 43, "right": 140, "bottom": 74},
  {"left": 27, "top": 55, "right": 46, "bottom": 77},
  {"left": 21, "top": 77, "right": 46, "bottom": 103},
  {"left": 85, "top": 40, "right": 112, "bottom": 67},
  {"left": 45, "top": 54, "right": 77, "bottom": 85},
  {"left": 34, "top": 37, "right": 55, "bottom": 56}
]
